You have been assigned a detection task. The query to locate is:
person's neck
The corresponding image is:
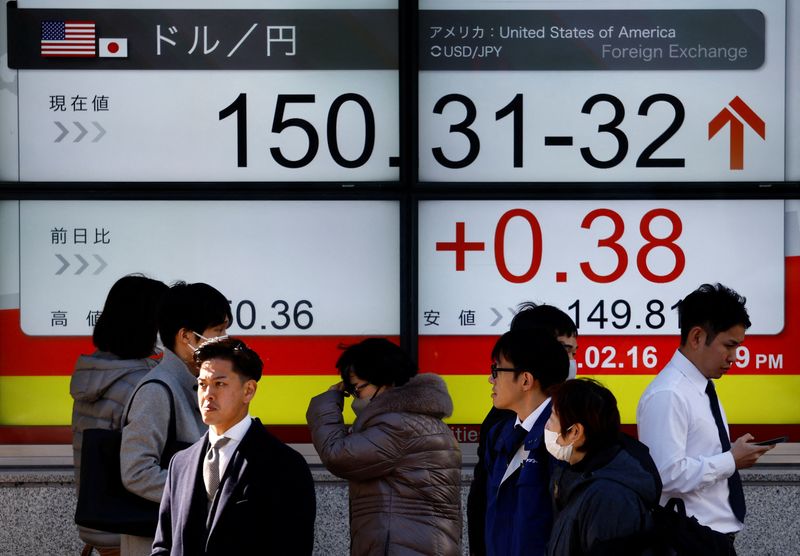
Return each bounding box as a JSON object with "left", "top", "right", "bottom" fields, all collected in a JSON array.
[
  {"left": 210, "top": 425, "right": 229, "bottom": 436},
  {"left": 569, "top": 450, "right": 585, "bottom": 466},
  {"left": 678, "top": 346, "right": 704, "bottom": 375},
  {"left": 513, "top": 390, "right": 547, "bottom": 423},
  {"left": 210, "top": 412, "right": 249, "bottom": 437}
]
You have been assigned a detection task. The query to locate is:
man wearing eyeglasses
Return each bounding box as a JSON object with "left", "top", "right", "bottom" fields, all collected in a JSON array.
[
  {"left": 482, "top": 329, "right": 570, "bottom": 556},
  {"left": 468, "top": 303, "right": 578, "bottom": 556}
]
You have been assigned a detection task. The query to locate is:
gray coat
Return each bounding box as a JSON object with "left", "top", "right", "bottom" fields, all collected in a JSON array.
[
  {"left": 70, "top": 351, "right": 157, "bottom": 547},
  {"left": 307, "top": 373, "right": 462, "bottom": 556},
  {"left": 120, "top": 347, "right": 205, "bottom": 503}
]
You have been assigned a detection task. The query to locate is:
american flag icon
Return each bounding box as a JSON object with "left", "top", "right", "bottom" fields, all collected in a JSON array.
[{"left": 41, "top": 20, "right": 96, "bottom": 57}]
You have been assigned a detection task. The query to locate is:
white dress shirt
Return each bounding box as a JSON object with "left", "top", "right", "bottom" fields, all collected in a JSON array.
[
  {"left": 207, "top": 415, "right": 252, "bottom": 481},
  {"left": 637, "top": 350, "right": 741, "bottom": 533}
]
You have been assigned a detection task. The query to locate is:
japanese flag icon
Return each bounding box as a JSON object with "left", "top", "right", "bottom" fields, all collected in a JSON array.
[{"left": 98, "top": 38, "right": 128, "bottom": 58}]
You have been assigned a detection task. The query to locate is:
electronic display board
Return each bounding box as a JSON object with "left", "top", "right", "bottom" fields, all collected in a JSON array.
[
  {"left": 419, "top": 198, "right": 800, "bottom": 436},
  {"left": 0, "top": 199, "right": 400, "bottom": 430},
  {"left": 2, "top": 0, "right": 399, "bottom": 183},
  {"left": 418, "top": 0, "right": 798, "bottom": 183},
  {"left": 1, "top": 0, "right": 799, "bottom": 446}
]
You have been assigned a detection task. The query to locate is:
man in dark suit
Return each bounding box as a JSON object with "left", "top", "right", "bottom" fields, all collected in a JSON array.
[
  {"left": 152, "top": 337, "right": 316, "bottom": 556},
  {"left": 468, "top": 302, "right": 578, "bottom": 555},
  {"left": 482, "top": 330, "right": 569, "bottom": 556}
]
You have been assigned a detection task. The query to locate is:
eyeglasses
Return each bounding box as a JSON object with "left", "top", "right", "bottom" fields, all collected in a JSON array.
[
  {"left": 344, "top": 382, "right": 371, "bottom": 398},
  {"left": 490, "top": 363, "right": 529, "bottom": 379}
]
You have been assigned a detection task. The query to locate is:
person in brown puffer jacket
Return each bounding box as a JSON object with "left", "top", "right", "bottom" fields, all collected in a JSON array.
[{"left": 307, "top": 338, "right": 462, "bottom": 556}]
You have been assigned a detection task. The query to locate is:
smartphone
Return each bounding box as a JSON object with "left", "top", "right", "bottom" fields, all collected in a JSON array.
[{"left": 753, "top": 436, "right": 788, "bottom": 446}]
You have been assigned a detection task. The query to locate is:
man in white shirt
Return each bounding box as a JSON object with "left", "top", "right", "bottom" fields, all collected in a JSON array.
[
  {"left": 152, "top": 337, "right": 316, "bottom": 555},
  {"left": 637, "top": 283, "right": 773, "bottom": 549}
]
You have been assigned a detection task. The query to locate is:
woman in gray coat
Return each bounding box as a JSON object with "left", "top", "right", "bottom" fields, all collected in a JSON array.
[
  {"left": 307, "top": 338, "right": 462, "bottom": 556},
  {"left": 70, "top": 275, "right": 167, "bottom": 556}
]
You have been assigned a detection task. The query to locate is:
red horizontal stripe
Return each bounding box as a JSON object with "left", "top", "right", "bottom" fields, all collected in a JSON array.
[
  {"left": 0, "top": 309, "right": 396, "bottom": 376},
  {"left": 1, "top": 424, "right": 797, "bottom": 445}
]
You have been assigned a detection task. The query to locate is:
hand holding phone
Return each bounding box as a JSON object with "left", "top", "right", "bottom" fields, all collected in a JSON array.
[{"left": 752, "top": 436, "right": 788, "bottom": 446}]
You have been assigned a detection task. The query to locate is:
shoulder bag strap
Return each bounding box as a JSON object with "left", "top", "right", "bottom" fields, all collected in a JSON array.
[{"left": 124, "top": 378, "right": 178, "bottom": 450}]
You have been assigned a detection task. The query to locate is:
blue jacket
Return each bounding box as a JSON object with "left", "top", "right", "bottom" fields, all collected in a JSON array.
[{"left": 484, "top": 404, "right": 557, "bottom": 556}]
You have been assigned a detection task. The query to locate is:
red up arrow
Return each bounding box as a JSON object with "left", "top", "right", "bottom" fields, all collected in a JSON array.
[{"left": 708, "top": 96, "right": 765, "bottom": 170}]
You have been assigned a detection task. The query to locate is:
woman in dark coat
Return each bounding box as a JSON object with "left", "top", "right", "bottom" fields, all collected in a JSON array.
[
  {"left": 307, "top": 338, "right": 462, "bottom": 556},
  {"left": 545, "top": 379, "right": 660, "bottom": 556}
]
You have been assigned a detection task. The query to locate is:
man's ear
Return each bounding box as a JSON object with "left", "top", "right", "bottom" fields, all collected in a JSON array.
[
  {"left": 520, "top": 371, "right": 538, "bottom": 392},
  {"left": 686, "top": 326, "right": 706, "bottom": 350},
  {"left": 177, "top": 327, "right": 194, "bottom": 345},
  {"left": 243, "top": 379, "right": 257, "bottom": 404}
]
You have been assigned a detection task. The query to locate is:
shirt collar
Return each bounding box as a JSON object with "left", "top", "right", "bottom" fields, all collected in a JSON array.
[
  {"left": 208, "top": 414, "right": 252, "bottom": 444},
  {"left": 515, "top": 397, "right": 551, "bottom": 431},
  {"left": 672, "top": 349, "right": 710, "bottom": 393}
]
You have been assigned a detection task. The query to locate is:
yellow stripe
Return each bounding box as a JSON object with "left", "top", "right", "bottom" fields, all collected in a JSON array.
[
  {"left": 0, "top": 376, "right": 74, "bottom": 425},
  {"left": 443, "top": 374, "right": 800, "bottom": 424},
  {"left": 2, "top": 374, "right": 799, "bottom": 426}
]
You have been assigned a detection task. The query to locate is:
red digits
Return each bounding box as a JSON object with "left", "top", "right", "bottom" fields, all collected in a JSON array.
[
  {"left": 495, "top": 209, "right": 542, "bottom": 283},
  {"left": 637, "top": 209, "right": 685, "bottom": 283},
  {"left": 580, "top": 209, "right": 627, "bottom": 283}
]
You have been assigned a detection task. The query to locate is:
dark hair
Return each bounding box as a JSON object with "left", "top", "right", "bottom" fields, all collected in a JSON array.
[
  {"left": 491, "top": 329, "right": 569, "bottom": 392},
  {"left": 92, "top": 274, "right": 168, "bottom": 359},
  {"left": 550, "top": 378, "right": 620, "bottom": 456},
  {"left": 510, "top": 302, "right": 577, "bottom": 338},
  {"left": 194, "top": 337, "right": 263, "bottom": 382},
  {"left": 158, "top": 281, "right": 232, "bottom": 351},
  {"left": 337, "top": 338, "right": 418, "bottom": 389},
  {"left": 679, "top": 283, "right": 751, "bottom": 345}
]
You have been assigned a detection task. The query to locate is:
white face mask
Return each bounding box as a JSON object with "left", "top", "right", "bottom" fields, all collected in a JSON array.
[
  {"left": 185, "top": 331, "right": 228, "bottom": 352},
  {"left": 544, "top": 427, "right": 574, "bottom": 462},
  {"left": 568, "top": 360, "right": 578, "bottom": 380},
  {"left": 351, "top": 397, "right": 371, "bottom": 415}
]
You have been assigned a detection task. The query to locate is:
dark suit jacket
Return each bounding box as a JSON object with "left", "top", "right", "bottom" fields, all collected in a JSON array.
[
  {"left": 152, "top": 418, "right": 316, "bottom": 556},
  {"left": 467, "top": 406, "right": 513, "bottom": 555},
  {"left": 484, "top": 406, "right": 556, "bottom": 556}
]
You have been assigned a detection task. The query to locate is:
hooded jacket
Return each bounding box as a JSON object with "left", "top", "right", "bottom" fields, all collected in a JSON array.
[
  {"left": 70, "top": 350, "right": 157, "bottom": 546},
  {"left": 547, "top": 443, "right": 660, "bottom": 556},
  {"left": 307, "top": 373, "right": 462, "bottom": 556}
]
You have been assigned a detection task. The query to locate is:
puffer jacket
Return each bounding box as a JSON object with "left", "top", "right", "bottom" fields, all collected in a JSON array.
[
  {"left": 307, "top": 373, "right": 462, "bottom": 556},
  {"left": 548, "top": 443, "right": 660, "bottom": 556},
  {"left": 70, "top": 350, "right": 158, "bottom": 546}
]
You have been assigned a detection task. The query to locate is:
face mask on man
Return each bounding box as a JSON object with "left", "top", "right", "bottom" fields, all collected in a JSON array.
[
  {"left": 568, "top": 360, "right": 578, "bottom": 380},
  {"left": 185, "top": 330, "right": 229, "bottom": 353},
  {"left": 544, "top": 426, "right": 575, "bottom": 462}
]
